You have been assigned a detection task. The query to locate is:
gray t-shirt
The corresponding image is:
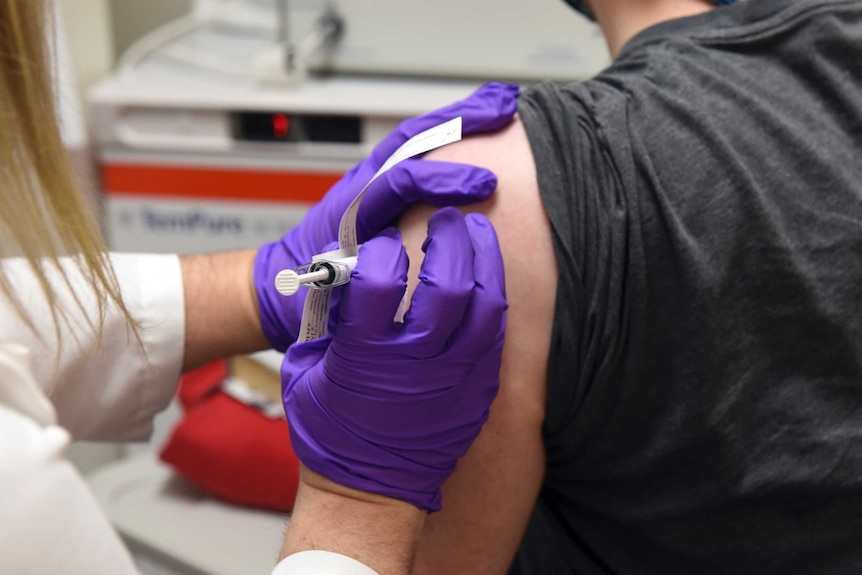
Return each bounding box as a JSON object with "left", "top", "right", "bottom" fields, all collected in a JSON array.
[{"left": 514, "top": 0, "right": 862, "bottom": 572}]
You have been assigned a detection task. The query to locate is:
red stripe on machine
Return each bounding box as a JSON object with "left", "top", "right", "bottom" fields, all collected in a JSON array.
[{"left": 103, "top": 164, "right": 342, "bottom": 203}]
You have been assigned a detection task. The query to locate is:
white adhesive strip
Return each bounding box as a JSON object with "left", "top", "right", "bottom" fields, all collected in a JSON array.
[
  {"left": 297, "top": 117, "right": 463, "bottom": 342},
  {"left": 298, "top": 286, "right": 333, "bottom": 342},
  {"left": 337, "top": 117, "right": 464, "bottom": 251}
]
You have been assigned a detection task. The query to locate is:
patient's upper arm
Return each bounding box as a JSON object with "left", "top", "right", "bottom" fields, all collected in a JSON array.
[{"left": 398, "top": 115, "right": 557, "bottom": 574}]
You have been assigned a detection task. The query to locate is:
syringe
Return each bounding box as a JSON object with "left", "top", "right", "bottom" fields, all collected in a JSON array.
[{"left": 274, "top": 256, "right": 357, "bottom": 296}]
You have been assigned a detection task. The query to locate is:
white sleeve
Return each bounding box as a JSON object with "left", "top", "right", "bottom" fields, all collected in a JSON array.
[
  {"left": 0, "top": 348, "right": 141, "bottom": 575},
  {"left": 0, "top": 253, "right": 185, "bottom": 441},
  {"left": 271, "top": 551, "right": 380, "bottom": 575}
]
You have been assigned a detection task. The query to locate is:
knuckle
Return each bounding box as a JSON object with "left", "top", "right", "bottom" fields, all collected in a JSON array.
[
  {"left": 382, "top": 164, "right": 416, "bottom": 191},
  {"left": 488, "top": 301, "right": 508, "bottom": 320}
]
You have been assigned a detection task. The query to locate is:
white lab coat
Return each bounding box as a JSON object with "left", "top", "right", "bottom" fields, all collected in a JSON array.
[{"left": 0, "top": 254, "right": 377, "bottom": 575}]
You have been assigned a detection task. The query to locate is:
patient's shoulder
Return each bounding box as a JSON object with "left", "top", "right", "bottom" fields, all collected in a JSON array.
[
  {"left": 402, "top": 114, "right": 556, "bottom": 406},
  {"left": 399, "top": 115, "right": 557, "bottom": 573}
]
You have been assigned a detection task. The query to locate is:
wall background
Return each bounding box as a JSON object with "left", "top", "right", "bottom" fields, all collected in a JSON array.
[
  {"left": 109, "top": 0, "right": 193, "bottom": 63},
  {"left": 60, "top": 0, "right": 193, "bottom": 100}
]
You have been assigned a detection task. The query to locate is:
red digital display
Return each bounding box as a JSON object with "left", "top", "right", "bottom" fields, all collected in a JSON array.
[
  {"left": 272, "top": 113, "right": 290, "bottom": 139},
  {"left": 233, "top": 111, "right": 360, "bottom": 143}
]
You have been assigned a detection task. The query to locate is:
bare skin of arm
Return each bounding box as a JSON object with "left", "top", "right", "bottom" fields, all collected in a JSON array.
[
  {"left": 281, "top": 466, "right": 427, "bottom": 574},
  {"left": 400, "top": 116, "right": 556, "bottom": 574},
  {"left": 179, "top": 249, "right": 269, "bottom": 372}
]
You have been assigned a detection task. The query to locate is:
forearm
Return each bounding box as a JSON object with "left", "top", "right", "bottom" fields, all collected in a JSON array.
[
  {"left": 180, "top": 250, "right": 269, "bottom": 371},
  {"left": 281, "top": 466, "right": 426, "bottom": 575}
]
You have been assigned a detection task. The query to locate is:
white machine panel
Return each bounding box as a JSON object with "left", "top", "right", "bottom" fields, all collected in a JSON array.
[
  {"left": 292, "top": 0, "right": 610, "bottom": 81},
  {"left": 106, "top": 196, "right": 309, "bottom": 253}
]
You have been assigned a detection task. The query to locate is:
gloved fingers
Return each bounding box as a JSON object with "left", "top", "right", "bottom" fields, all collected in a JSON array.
[
  {"left": 402, "top": 82, "right": 520, "bottom": 137},
  {"left": 282, "top": 336, "right": 331, "bottom": 396},
  {"left": 336, "top": 228, "right": 409, "bottom": 339},
  {"left": 356, "top": 159, "right": 497, "bottom": 243},
  {"left": 455, "top": 82, "right": 520, "bottom": 134},
  {"left": 370, "top": 82, "right": 520, "bottom": 165},
  {"left": 403, "top": 207, "right": 475, "bottom": 353},
  {"left": 449, "top": 213, "right": 508, "bottom": 354}
]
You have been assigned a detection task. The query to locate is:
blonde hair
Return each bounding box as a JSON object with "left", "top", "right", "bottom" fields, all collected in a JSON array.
[{"left": 0, "top": 0, "right": 135, "bottom": 344}]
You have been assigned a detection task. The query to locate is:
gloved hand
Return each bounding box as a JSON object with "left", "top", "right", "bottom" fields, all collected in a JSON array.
[
  {"left": 255, "top": 82, "right": 519, "bottom": 351},
  {"left": 282, "top": 207, "right": 507, "bottom": 511}
]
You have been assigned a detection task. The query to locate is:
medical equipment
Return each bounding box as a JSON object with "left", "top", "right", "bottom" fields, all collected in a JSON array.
[
  {"left": 274, "top": 0, "right": 610, "bottom": 82},
  {"left": 97, "top": 0, "right": 608, "bottom": 254},
  {"left": 91, "top": 75, "right": 479, "bottom": 253},
  {"left": 275, "top": 256, "right": 356, "bottom": 295},
  {"left": 125, "top": 0, "right": 609, "bottom": 85}
]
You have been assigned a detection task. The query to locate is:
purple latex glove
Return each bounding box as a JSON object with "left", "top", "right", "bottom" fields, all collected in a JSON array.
[
  {"left": 282, "top": 207, "right": 507, "bottom": 511},
  {"left": 255, "top": 82, "right": 519, "bottom": 351}
]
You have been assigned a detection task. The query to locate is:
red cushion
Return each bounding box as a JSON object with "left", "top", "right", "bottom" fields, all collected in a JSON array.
[
  {"left": 176, "top": 360, "right": 227, "bottom": 408},
  {"left": 160, "top": 363, "right": 300, "bottom": 512}
]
